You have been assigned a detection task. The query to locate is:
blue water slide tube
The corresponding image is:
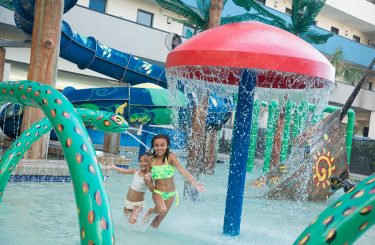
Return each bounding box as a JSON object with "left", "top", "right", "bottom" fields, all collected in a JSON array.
[
  {"left": 11, "top": 0, "right": 233, "bottom": 128},
  {"left": 14, "top": 0, "right": 168, "bottom": 88}
]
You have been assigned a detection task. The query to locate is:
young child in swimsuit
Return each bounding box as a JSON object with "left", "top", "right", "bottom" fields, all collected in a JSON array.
[
  {"left": 110, "top": 152, "right": 154, "bottom": 224},
  {"left": 143, "top": 134, "right": 205, "bottom": 228}
]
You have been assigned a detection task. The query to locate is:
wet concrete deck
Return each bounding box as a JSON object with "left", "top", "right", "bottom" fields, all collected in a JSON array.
[{"left": 1, "top": 133, "right": 132, "bottom": 182}]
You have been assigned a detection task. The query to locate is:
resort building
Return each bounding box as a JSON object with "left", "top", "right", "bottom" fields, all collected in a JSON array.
[{"left": 0, "top": 0, "right": 374, "bottom": 137}]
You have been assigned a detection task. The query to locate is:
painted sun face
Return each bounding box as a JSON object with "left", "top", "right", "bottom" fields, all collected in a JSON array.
[{"left": 313, "top": 148, "right": 336, "bottom": 189}]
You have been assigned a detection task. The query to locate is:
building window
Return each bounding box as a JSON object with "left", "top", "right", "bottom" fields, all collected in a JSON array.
[
  {"left": 330, "top": 26, "right": 339, "bottom": 35},
  {"left": 182, "top": 25, "right": 196, "bottom": 38},
  {"left": 353, "top": 35, "right": 361, "bottom": 43},
  {"left": 285, "top": 7, "right": 292, "bottom": 15},
  {"left": 137, "top": 9, "right": 154, "bottom": 27},
  {"left": 255, "top": 0, "right": 266, "bottom": 4},
  {"left": 89, "top": 0, "right": 106, "bottom": 13}
]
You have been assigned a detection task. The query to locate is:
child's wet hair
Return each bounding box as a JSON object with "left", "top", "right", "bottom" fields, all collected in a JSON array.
[
  {"left": 138, "top": 151, "right": 153, "bottom": 161},
  {"left": 150, "top": 134, "right": 170, "bottom": 163}
]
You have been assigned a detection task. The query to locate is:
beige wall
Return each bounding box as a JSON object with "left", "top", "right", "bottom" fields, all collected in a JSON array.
[
  {"left": 316, "top": 15, "right": 370, "bottom": 44},
  {"left": 265, "top": 0, "right": 291, "bottom": 12},
  {"left": 266, "top": 0, "right": 374, "bottom": 45},
  {"left": 105, "top": 0, "right": 184, "bottom": 36},
  {"left": 325, "top": 0, "right": 375, "bottom": 25}
]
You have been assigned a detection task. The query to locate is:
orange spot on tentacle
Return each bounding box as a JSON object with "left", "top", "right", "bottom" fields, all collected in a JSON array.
[{"left": 88, "top": 210, "right": 95, "bottom": 224}]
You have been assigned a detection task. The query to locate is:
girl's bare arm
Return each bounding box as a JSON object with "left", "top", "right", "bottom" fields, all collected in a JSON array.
[
  {"left": 169, "top": 153, "right": 205, "bottom": 191},
  {"left": 110, "top": 164, "right": 136, "bottom": 174}
]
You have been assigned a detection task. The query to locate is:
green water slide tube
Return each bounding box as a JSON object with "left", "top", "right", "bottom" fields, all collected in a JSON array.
[
  {"left": 323, "top": 106, "right": 355, "bottom": 163},
  {"left": 294, "top": 175, "right": 375, "bottom": 245},
  {"left": 0, "top": 108, "right": 128, "bottom": 202},
  {"left": 263, "top": 101, "right": 279, "bottom": 172},
  {"left": 0, "top": 80, "right": 116, "bottom": 244}
]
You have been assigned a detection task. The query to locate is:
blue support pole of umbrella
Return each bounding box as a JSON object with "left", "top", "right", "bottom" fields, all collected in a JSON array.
[{"left": 223, "top": 69, "right": 257, "bottom": 236}]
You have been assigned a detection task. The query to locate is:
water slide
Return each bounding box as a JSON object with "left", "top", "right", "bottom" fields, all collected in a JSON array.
[
  {"left": 1, "top": 0, "right": 232, "bottom": 146},
  {"left": 14, "top": 0, "right": 168, "bottom": 87}
]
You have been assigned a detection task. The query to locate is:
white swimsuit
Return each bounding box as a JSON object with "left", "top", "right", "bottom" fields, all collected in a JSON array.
[
  {"left": 125, "top": 170, "right": 147, "bottom": 209},
  {"left": 129, "top": 170, "right": 148, "bottom": 192}
]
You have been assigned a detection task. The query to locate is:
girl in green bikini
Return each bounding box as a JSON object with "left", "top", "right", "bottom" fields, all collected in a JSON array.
[{"left": 143, "top": 134, "right": 205, "bottom": 228}]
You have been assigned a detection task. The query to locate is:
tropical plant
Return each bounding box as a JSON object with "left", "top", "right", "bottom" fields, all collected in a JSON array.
[
  {"left": 155, "top": 0, "right": 282, "bottom": 32},
  {"left": 233, "top": 0, "right": 333, "bottom": 44},
  {"left": 330, "top": 49, "right": 365, "bottom": 85},
  {"left": 156, "top": 0, "right": 332, "bottom": 44},
  {"left": 0, "top": 0, "right": 15, "bottom": 10}
]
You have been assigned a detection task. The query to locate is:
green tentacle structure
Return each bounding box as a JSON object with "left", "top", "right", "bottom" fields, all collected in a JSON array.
[
  {"left": 294, "top": 175, "right": 375, "bottom": 245},
  {"left": 0, "top": 80, "right": 115, "bottom": 244},
  {"left": 0, "top": 108, "right": 128, "bottom": 202}
]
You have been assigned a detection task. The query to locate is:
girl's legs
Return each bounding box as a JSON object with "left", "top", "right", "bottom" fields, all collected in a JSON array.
[
  {"left": 151, "top": 194, "right": 174, "bottom": 228},
  {"left": 129, "top": 206, "right": 143, "bottom": 224}
]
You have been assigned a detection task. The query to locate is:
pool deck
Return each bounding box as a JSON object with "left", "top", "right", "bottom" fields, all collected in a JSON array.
[
  {"left": 9, "top": 151, "right": 131, "bottom": 182},
  {"left": 1, "top": 133, "right": 132, "bottom": 182}
]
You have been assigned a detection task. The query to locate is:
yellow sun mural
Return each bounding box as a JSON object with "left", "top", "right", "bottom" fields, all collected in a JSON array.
[{"left": 313, "top": 148, "right": 336, "bottom": 189}]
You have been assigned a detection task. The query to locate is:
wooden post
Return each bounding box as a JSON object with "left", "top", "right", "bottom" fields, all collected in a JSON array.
[
  {"left": 0, "top": 47, "right": 5, "bottom": 82},
  {"left": 184, "top": 93, "right": 208, "bottom": 199},
  {"left": 208, "top": 0, "right": 224, "bottom": 29},
  {"left": 20, "top": 0, "right": 64, "bottom": 159},
  {"left": 270, "top": 112, "right": 285, "bottom": 168},
  {"left": 103, "top": 133, "right": 120, "bottom": 154},
  {"left": 204, "top": 129, "right": 218, "bottom": 174},
  {"left": 184, "top": 0, "right": 224, "bottom": 199}
]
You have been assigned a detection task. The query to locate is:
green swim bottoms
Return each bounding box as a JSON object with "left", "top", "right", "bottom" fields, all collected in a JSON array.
[{"left": 153, "top": 189, "right": 179, "bottom": 206}]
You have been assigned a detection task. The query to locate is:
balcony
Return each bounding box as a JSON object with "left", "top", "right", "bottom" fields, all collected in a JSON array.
[
  {"left": 330, "top": 81, "right": 375, "bottom": 111},
  {"left": 220, "top": 1, "right": 375, "bottom": 69},
  {"left": 322, "top": 0, "right": 375, "bottom": 33}
]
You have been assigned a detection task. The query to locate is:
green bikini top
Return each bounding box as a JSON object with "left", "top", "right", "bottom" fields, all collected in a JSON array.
[{"left": 151, "top": 157, "right": 176, "bottom": 180}]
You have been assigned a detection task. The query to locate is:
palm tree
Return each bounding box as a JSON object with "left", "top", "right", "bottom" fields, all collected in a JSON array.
[
  {"left": 154, "top": 0, "right": 281, "bottom": 33},
  {"left": 233, "top": 0, "right": 333, "bottom": 44},
  {"left": 330, "top": 49, "right": 365, "bottom": 85},
  {"left": 156, "top": 0, "right": 332, "bottom": 44}
]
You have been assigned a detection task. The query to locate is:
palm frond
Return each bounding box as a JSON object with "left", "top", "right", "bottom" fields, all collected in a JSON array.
[
  {"left": 232, "top": 0, "right": 254, "bottom": 11},
  {"left": 196, "top": 0, "right": 210, "bottom": 19},
  {"left": 233, "top": 0, "right": 286, "bottom": 24},
  {"left": 298, "top": 29, "right": 333, "bottom": 44},
  {"left": 155, "top": 0, "right": 205, "bottom": 26},
  {"left": 0, "top": 0, "right": 14, "bottom": 10},
  {"left": 290, "top": 0, "right": 326, "bottom": 34},
  {"left": 168, "top": 15, "right": 206, "bottom": 31},
  {"left": 329, "top": 48, "right": 365, "bottom": 85},
  {"left": 221, "top": 13, "right": 287, "bottom": 30},
  {"left": 343, "top": 68, "right": 365, "bottom": 85}
]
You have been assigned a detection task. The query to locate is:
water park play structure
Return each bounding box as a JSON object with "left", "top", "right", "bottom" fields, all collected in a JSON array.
[
  {"left": 165, "top": 22, "right": 375, "bottom": 243},
  {"left": 1, "top": 1, "right": 375, "bottom": 245}
]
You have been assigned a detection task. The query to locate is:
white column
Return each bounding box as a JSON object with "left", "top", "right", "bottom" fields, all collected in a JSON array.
[
  {"left": 368, "top": 111, "right": 375, "bottom": 138},
  {"left": 3, "top": 62, "right": 10, "bottom": 81}
]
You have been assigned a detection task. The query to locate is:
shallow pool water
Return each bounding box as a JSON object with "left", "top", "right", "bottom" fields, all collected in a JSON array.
[{"left": 0, "top": 160, "right": 374, "bottom": 244}]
